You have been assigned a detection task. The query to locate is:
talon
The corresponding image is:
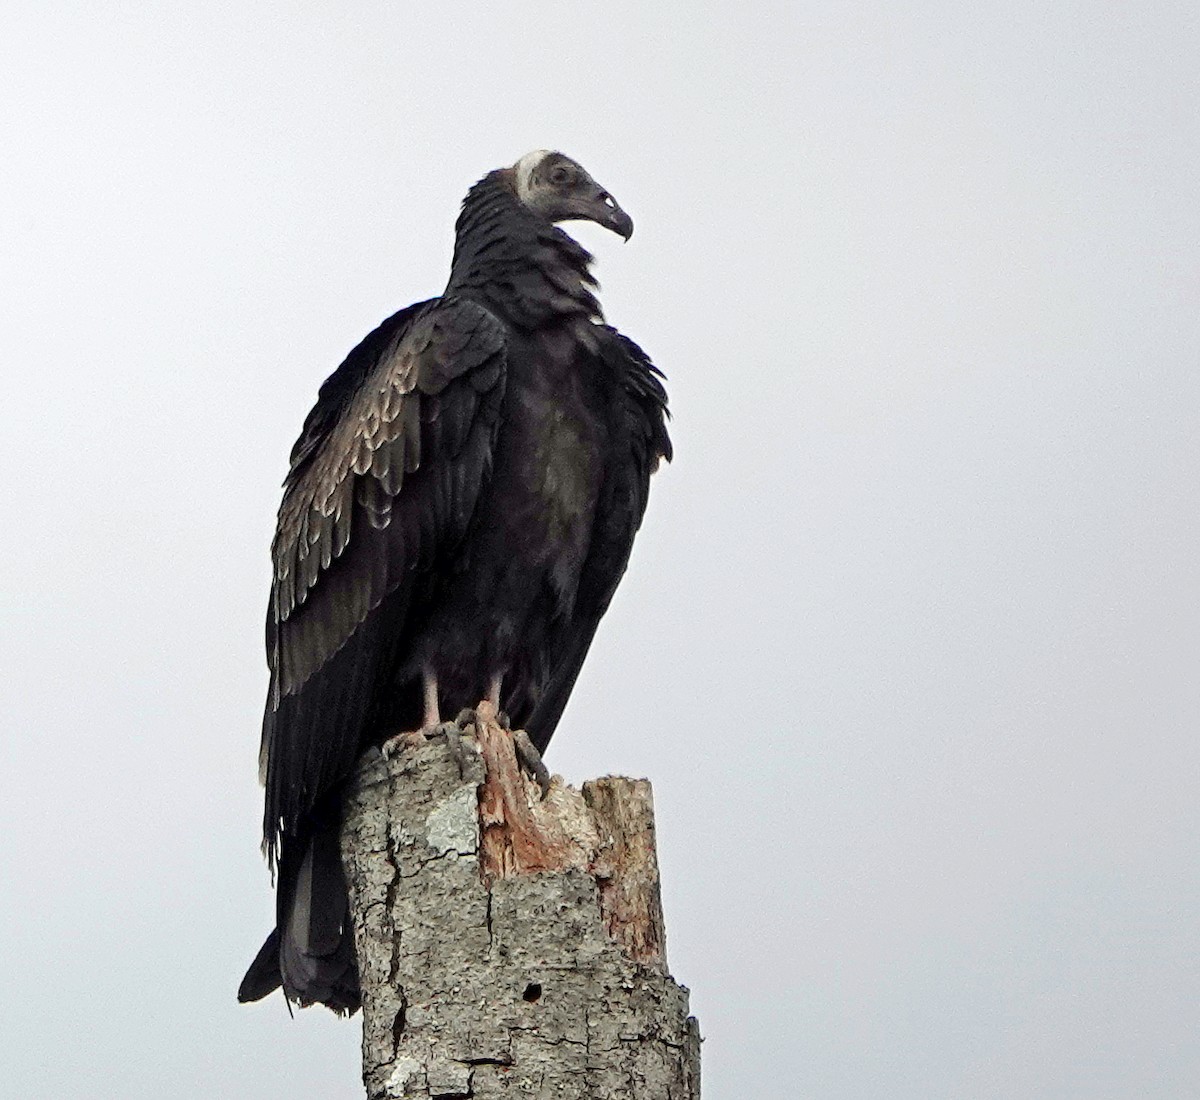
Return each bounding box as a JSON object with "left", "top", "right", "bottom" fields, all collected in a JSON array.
[
  {"left": 496, "top": 710, "right": 512, "bottom": 731},
  {"left": 431, "top": 720, "right": 478, "bottom": 780},
  {"left": 453, "top": 707, "right": 478, "bottom": 730},
  {"left": 513, "top": 729, "right": 552, "bottom": 799},
  {"left": 380, "top": 728, "right": 427, "bottom": 761}
]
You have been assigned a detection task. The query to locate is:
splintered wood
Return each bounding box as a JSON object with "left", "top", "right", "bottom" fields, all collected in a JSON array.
[{"left": 341, "top": 703, "right": 700, "bottom": 1099}]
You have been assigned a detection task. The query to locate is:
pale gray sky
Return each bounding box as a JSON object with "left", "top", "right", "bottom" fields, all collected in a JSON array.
[{"left": 2, "top": 2, "right": 1197, "bottom": 1097}]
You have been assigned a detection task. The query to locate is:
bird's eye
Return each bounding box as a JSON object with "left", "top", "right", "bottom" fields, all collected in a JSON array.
[{"left": 549, "top": 165, "right": 572, "bottom": 186}]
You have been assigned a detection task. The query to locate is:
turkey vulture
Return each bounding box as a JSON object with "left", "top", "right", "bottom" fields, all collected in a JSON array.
[{"left": 238, "top": 151, "right": 671, "bottom": 1012}]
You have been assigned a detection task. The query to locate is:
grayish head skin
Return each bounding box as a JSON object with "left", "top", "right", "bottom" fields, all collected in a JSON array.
[{"left": 511, "top": 149, "right": 634, "bottom": 241}]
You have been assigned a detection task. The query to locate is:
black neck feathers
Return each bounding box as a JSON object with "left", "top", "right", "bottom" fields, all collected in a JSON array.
[{"left": 444, "top": 171, "right": 601, "bottom": 329}]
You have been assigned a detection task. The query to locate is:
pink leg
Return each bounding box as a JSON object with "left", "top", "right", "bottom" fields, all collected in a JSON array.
[
  {"left": 381, "top": 668, "right": 441, "bottom": 759},
  {"left": 422, "top": 667, "right": 440, "bottom": 729}
]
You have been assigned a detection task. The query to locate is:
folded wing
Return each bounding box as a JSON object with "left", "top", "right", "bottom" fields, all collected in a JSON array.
[{"left": 260, "top": 297, "right": 508, "bottom": 861}]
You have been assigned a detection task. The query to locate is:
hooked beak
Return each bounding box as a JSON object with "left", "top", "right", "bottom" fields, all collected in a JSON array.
[{"left": 595, "top": 188, "right": 634, "bottom": 241}]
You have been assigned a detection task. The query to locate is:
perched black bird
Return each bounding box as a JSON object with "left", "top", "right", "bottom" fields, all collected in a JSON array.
[{"left": 238, "top": 152, "right": 671, "bottom": 1012}]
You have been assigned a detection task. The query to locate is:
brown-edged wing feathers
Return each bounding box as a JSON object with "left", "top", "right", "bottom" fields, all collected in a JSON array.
[{"left": 260, "top": 297, "right": 508, "bottom": 859}]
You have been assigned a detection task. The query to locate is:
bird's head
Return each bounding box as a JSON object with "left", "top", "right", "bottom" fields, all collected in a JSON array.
[{"left": 510, "top": 150, "right": 633, "bottom": 241}]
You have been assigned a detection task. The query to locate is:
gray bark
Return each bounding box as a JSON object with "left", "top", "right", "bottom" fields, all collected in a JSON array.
[{"left": 340, "top": 703, "right": 701, "bottom": 1099}]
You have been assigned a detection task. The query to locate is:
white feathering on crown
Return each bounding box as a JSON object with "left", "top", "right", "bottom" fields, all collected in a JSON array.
[{"left": 513, "top": 150, "right": 553, "bottom": 203}]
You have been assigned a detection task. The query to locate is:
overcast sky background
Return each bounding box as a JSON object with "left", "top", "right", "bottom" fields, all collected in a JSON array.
[{"left": 2, "top": 3, "right": 1197, "bottom": 1097}]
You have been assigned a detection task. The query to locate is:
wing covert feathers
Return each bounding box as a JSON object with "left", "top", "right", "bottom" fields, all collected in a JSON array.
[{"left": 260, "top": 297, "right": 507, "bottom": 855}]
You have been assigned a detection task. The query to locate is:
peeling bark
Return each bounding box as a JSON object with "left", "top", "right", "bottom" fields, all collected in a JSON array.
[{"left": 341, "top": 703, "right": 701, "bottom": 1099}]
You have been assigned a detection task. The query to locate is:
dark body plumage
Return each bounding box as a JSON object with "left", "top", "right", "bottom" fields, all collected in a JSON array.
[{"left": 239, "top": 160, "right": 670, "bottom": 1012}]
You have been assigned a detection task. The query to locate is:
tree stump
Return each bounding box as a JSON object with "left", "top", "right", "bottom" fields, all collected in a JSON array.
[{"left": 340, "top": 702, "right": 701, "bottom": 1099}]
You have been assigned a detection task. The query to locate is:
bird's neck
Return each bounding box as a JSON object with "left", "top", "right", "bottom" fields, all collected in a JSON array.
[{"left": 444, "top": 171, "right": 602, "bottom": 329}]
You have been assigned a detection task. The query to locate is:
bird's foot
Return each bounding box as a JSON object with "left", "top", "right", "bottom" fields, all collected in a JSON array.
[
  {"left": 429, "top": 715, "right": 479, "bottom": 780},
  {"left": 379, "top": 727, "right": 429, "bottom": 762},
  {"left": 512, "top": 729, "right": 552, "bottom": 799},
  {"left": 379, "top": 715, "right": 485, "bottom": 782},
  {"left": 442, "top": 708, "right": 550, "bottom": 797},
  {"left": 380, "top": 711, "right": 471, "bottom": 761},
  {"left": 376, "top": 717, "right": 483, "bottom": 786},
  {"left": 451, "top": 706, "right": 512, "bottom": 730}
]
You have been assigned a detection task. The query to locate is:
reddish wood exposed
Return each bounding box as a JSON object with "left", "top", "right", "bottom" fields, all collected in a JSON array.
[
  {"left": 475, "top": 702, "right": 573, "bottom": 880},
  {"left": 470, "top": 703, "right": 668, "bottom": 971}
]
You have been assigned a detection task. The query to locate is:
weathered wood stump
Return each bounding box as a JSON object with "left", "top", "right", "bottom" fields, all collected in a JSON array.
[{"left": 341, "top": 702, "right": 701, "bottom": 1099}]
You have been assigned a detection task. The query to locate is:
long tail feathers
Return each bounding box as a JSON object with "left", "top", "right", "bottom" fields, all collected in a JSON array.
[{"left": 238, "top": 816, "right": 360, "bottom": 1014}]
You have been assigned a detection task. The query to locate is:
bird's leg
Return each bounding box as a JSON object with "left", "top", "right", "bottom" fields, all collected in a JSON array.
[
  {"left": 423, "top": 670, "right": 440, "bottom": 729},
  {"left": 394, "top": 674, "right": 548, "bottom": 794},
  {"left": 381, "top": 667, "right": 446, "bottom": 760},
  {"left": 421, "top": 669, "right": 479, "bottom": 779}
]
